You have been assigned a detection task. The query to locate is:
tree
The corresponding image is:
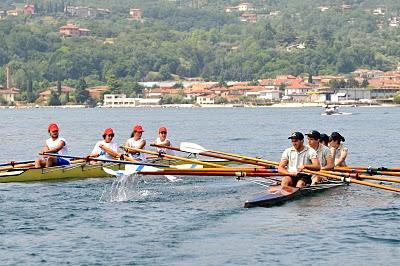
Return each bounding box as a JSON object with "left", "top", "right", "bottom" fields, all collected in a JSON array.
[
  {"left": 75, "top": 78, "right": 90, "bottom": 103},
  {"left": 361, "top": 78, "right": 369, "bottom": 88},
  {"left": 48, "top": 91, "right": 61, "bottom": 106},
  {"left": 394, "top": 93, "right": 400, "bottom": 104}
]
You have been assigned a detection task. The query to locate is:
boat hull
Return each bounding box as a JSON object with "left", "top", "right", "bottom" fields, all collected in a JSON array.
[
  {"left": 0, "top": 163, "right": 124, "bottom": 183},
  {"left": 244, "top": 182, "right": 346, "bottom": 208}
]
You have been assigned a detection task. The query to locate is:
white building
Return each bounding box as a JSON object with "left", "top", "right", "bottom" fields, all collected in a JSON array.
[
  {"left": 258, "top": 90, "right": 280, "bottom": 101},
  {"left": 103, "top": 94, "right": 160, "bottom": 107}
]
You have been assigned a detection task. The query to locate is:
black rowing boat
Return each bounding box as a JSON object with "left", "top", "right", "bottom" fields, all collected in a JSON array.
[{"left": 244, "top": 181, "right": 347, "bottom": 208}]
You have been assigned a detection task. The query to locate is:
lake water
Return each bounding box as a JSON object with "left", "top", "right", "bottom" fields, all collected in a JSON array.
[{"left": 1, "top": 107, "right": 399, "bottom": 265}]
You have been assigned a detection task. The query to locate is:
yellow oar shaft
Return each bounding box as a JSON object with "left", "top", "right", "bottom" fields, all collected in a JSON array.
[
  {"left": 323, "top": 170, "right": 400, "bottom": 184},
  {"left": 122, "top": 146, "right": 225, "bottom": 168},
  {"left": 306, "top": 169, "right": 400, "bottom": 193}
]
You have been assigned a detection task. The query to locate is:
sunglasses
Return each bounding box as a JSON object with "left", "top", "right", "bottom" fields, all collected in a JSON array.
[{"left": 105, "top": 134, "right": 114, "bottom": 137}]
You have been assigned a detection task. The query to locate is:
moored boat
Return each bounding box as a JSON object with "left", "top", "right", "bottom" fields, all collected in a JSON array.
[{"left": 244, "top": 181, "right": 347, "bottom": 208}]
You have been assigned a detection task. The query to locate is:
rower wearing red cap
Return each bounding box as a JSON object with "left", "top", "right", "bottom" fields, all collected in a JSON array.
[
  {"left": 125, "top": 124, "right": 146, "bottom": 161},
  {"left": 35, "top": 123, "right": 70, "bottom": 168},
  {"left": 154, "top": 127, "right": 172, "bottom": 154},
  {"left": 89, "top": 128, "right": 119, "bottom": 160}
]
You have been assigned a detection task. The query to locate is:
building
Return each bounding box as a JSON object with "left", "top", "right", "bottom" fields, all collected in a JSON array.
[
  {"left": 103, "top": 94, "right": 160, "bottom": 107},
  {"left": 0, "top": 88, "right": 20, "bottom": 104},
  {"left": 129, "top": 8, "right": 142, "bottom": 21},
  {"left": 196, "top": 94, "right": 215, "bottom": 105},
  {"left": 86, "top": 86, "right": 109, "bottom": 100},
  {"left": 331, "top": 88, "right": 371, "bottom": 102},
  {"left": 240, "top": 12, "right": 257, "bottom": 23},
  {"left": 38, "top": 86, "right": 75, "bottom": 102},
  {"left": 65, "top": 6, "right": 111, "bottom": 17},
  {"left": 59, "top": 23, "right": 90, "bottom": 37},
  {"left": 23, "top": 4, "right": 35, "bottom": 15},
  {"left": 0, "top": 10, "right": 7, "bottom": 19},
  {"left": 258, "top": 90, "right": 280, "bottom": 101}
]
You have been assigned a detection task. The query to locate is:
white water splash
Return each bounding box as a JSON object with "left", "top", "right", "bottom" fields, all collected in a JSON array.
[{"left": 100, "top": 174, "right": 142, "bottom": 202}]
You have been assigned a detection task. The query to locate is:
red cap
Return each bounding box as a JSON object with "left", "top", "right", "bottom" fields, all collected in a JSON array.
[
  {"left": 48, "top": 123, "right": 59, "bottom": 132},
  {"left": 103, "top": 128, "right": 114, "bottom": 135},
  {"left": 158, "top": 127, "right": 167, "bottom": 133},
  {"left": 133, "top": 124, "right": 144, "bottom": 132}
]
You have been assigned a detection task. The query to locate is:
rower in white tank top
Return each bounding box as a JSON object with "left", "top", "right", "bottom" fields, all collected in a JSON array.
[
  {"left": 125, "top": 124, "right": 146, "bottom": 161},
  {"left": 154, "top": 127, "right": 173, "bottom": 155}
]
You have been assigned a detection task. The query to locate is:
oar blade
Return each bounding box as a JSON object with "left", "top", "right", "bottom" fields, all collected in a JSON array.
[
  {"left": 174, "top": 164, "right": 204, "bottom": 169},
  {"left": 180, "top": 142, "right": 207, "bottom": 154}
]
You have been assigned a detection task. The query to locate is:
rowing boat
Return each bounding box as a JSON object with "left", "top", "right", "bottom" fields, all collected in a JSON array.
[
  {"left": 244, "top": 181, "right": 347, "bottom": 208},
  {"left": 0, "top": 163, "right": 124, "bottom": 183}
]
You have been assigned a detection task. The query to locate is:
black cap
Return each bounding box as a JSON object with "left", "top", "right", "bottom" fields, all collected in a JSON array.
[
  {"left": 320, "top": 133, "right": 329, "bottom": 143},
  {"left": 288, "top": 132, "right": 304, "bottom": 140},
  {"left": 305, "top": 130, "right": 321, "bottom": 139},
  {"left": 330, "top": 132, "right": 345, "bottom": 142}
]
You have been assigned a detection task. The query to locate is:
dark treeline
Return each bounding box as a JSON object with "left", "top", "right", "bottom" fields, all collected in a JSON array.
[{"left": 0, "top": 0, "right": 399, "bottom": 103}]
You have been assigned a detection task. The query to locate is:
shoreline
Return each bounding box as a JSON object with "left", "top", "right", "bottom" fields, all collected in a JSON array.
[{"left": 0, "top": 103, "right": 398, "bottom": 109}]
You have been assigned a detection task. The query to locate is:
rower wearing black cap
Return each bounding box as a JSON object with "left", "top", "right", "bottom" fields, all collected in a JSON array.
[
  {"left": 278, "top": 132, "right": 321, "bottom": 188},
  {"left": 305, "top": 130, "right": 334, "bottom": 185},
  {"left": 329, "top": 132, "right": 348, "bottom": 167}
]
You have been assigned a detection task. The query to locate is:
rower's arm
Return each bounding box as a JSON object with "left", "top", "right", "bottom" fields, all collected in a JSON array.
[
  {"left": 335, "top": 149, "right": 348, "bottom": 166},
  {"left": 322, "top": 154, "right": 334, "bottom": 170},
  {"left": 278, "top": 159, "right": 295, "bottom": 176},
  {"left": 137, "top": 140, "right": 146, "bottom": 149},
  {"left": 306, "top": 157, "right": 321, "bottom": 171},
  {"left": 47, "top": 140, "right": 65, "bottom": 153}
]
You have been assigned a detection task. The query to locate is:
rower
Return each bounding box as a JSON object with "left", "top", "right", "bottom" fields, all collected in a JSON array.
[
  {"left": 278, "top": 132, "right": 321, "bottom": 188},
  {"left": 319, "top": 133, "right": 329, "bottom": 146},
  {"left": 124, "top": 124, "right": 146, "bottom": 161},
  {"left": 89, "top": 128, "right": 119, "bottom": 161},
  {"left": 154, "top": 127, "right": 173, "bottom": 154},
  {"left": 305, "top": 130, "right": 334, "bottom": 185},
  {"left": 329, "top": 132, "right": 348, "bottom": 167},
  {"left": 35, "top": 123, "right": 70, "bottom": 168}
]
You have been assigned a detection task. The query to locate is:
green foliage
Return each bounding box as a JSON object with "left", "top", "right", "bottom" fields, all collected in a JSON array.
[
  {"left": 0, "top": 0, "right": 400, "bottom": 103},
  {"left": 75, "top": 77, "right": 90, "bottom": 103},
  {"left": 394, "top": 93, "right": 400, "bottom": 104},
  {"left": 48, "top": 91, "right": 61, "bottom": 106}
]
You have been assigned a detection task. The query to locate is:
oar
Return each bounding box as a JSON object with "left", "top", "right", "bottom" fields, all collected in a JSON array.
[
  {"left": 121, "top": 146, "right": 226, "bottom": 168},
  {"left": 0, "top": 162, "right": 36, "bottom": 171},
  {"left": 340, "top": 165, "right": 400, "bottom": 172},
  {"left": 42, "top": 152, "right": 169, "bottom": 168},
  {"left": 179, "top": 143, "right": 400, "bottom": 193},
  {"left": 0, "top": 160, "right": 35, "bottom": 167},
  {"left": 103, "top": 165, "right": 180, "bottom": 182},
  {"left": 180, "top": 142, "right": 279, "bottom": 166},
  {"left": 332, "top": 167, "right": 400, "bottom": 177},
  {"left": 322, "top": 170, "right": 400, "bottom": 184},
  {"left": 152, "top": 143, "right": 276, "bottom": 168},
  {"left": 305, "top": 169, "right": 400, "bottom": 193},
  {"left": 98, "top": 144, "right": 137, "bottom": 162}
]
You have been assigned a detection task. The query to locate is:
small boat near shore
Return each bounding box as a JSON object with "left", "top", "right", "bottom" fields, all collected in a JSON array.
[
  {"left": 322, "top": 105, "right": 352, "bottom": 116},
  {"left": 244, "top": 181, "right": 347, "bottom": 208}
]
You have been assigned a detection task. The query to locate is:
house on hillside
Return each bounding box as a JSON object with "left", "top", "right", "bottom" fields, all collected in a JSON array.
[
  {"left": 86, "top": 86, "right": 109, "bottom": 100},
  {"left": 0, "top": 87, "right": 20, "bottom": 104},
  {"left": 129, "top": 8, "right": 142, "bottom": 22},
  {"left": 23, "top": 4, "right": 35, "bottom": 15},
  {"left": 38, "top": 86, "right": 75, "bottom": 103},
  {"left": 59, "top": 23, "right": 90, "bottom": 37}
]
